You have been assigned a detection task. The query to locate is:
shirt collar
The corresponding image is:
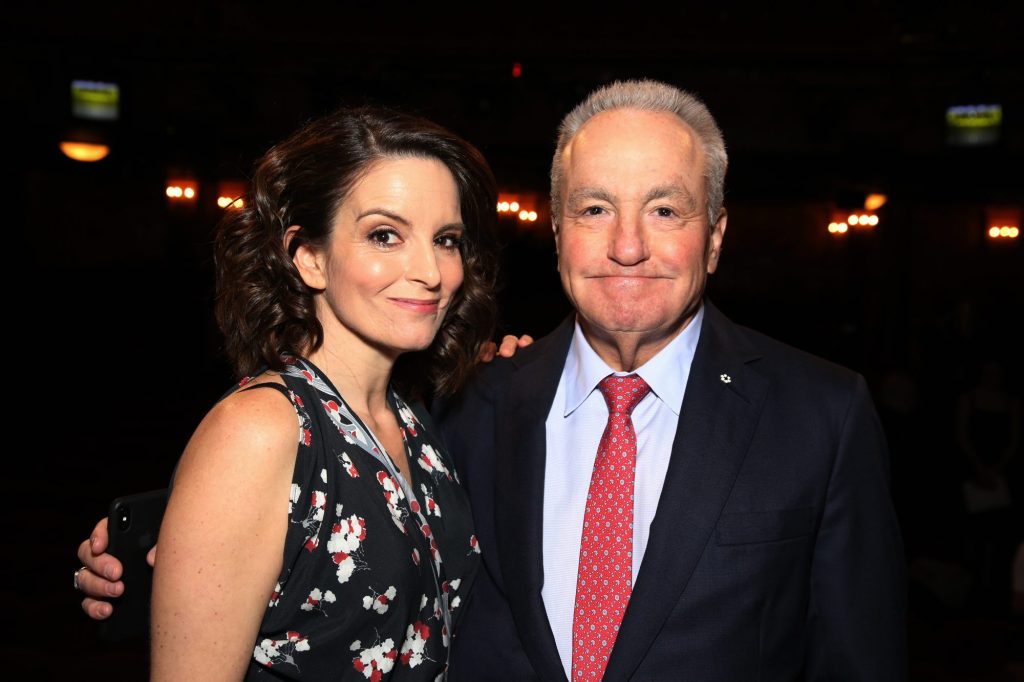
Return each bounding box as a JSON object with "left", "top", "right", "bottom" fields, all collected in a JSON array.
[{"left": 562, "top": 305, "right": 704, "bottom": 418}]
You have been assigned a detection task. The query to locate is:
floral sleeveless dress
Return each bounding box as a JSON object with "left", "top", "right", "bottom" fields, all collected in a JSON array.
[{"left": 233, "top": 356, "right": 479, "bottom": 680}]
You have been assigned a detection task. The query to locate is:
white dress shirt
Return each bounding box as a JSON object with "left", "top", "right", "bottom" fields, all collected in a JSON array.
[{"left": 542, "top": 306, "right": 704, "bottom": 677}]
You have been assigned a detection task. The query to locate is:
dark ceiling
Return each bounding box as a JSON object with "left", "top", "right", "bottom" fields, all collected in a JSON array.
[{"left": 9, "top": 2, "right": 1023, "bottom": 197}]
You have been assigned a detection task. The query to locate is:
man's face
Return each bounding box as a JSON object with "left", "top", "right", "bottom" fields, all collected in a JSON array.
[{"left": 555, "top": 108, "right": 726, "bottom": 362}]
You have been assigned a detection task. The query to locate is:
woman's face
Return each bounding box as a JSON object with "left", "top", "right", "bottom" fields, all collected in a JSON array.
[{"left": 297, "top": 156, "right": 465, "bottom": 360}]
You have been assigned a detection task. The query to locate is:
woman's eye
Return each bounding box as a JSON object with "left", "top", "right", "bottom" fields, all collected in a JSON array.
[
  {"left": 435, "top": 234, "right": 464, "bottom": 251},
  {"left": 368, "top": 229, "right": 400, "bottom": 246}
]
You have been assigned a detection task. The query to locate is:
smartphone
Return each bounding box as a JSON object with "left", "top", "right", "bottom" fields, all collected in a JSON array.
[{"left": 98, "top": 488, "right": 168, "bottom": 642}]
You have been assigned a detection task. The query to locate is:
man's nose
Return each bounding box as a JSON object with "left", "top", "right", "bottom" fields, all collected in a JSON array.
[{"left": 608, "top": 213, "right": 649, "bottom": 266}]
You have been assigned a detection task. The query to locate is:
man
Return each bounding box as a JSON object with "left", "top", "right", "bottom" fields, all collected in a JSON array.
[
  {"left": 78, "top": 80, "right": 906, "bottom": 680},
  {"left": 438, "top": 80, "right": 905, "bottom": 680}
]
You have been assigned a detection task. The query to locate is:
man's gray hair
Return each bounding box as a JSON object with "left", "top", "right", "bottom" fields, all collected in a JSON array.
[{"left": 550, "top": 79, "right": 728, "bottom": 228}]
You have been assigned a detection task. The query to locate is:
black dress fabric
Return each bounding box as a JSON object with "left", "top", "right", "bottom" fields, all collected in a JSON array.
[{"left": 227, "top": 355, "right": 479, "bottom": 680}]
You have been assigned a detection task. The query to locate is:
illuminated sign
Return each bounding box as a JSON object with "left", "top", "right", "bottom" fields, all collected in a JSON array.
[
  {"left": 946, "top": 105, "right": 1002, "bottom": 128},
  {"left": 946, "top": 104, "right": 1001, "bottom": 146},
  {"left": 71, "top": 80, "right": 120, "bottom": 121}
]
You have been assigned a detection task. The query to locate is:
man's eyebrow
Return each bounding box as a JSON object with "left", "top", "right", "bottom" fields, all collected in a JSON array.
[
  {"left": 643, "top": 185, "right": 699, "bottom": 213},
  {"left": 566, "top": 187, "right": 616, "bottom": 206},
  {"left": 356, "top": 208, "right": 411, "bottom": 226}
]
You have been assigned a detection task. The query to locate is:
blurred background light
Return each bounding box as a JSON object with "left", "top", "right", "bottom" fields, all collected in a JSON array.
[{"left": 59, "top": 141, "right": 110, "bottom": 162}]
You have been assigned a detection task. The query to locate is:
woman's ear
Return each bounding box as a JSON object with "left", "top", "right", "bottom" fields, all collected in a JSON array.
[{"left": 285, "top": 225, "right": 327, "bottom": 290}]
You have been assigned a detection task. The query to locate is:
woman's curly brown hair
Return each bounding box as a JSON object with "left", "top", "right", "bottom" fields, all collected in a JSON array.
[{"left": 214, "top": 106, "right": 499, "bottom": 398}]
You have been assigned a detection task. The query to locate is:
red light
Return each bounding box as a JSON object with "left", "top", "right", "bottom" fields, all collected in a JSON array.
[{"left": 512, "top": 62, "right": 522, "bottom": 78}]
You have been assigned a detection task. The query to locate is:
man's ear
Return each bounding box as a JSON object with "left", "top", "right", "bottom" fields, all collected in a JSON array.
[
  {"left": 285, "top": 225, "right": 328, "bottom": 290},
  {"left": 706, "top": 208, "right": 728, "bottom": 274}
]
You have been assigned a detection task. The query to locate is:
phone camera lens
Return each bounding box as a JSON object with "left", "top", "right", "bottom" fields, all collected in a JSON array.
[{"left": 117, "top": 505, "right": 131, "bottom": 531}]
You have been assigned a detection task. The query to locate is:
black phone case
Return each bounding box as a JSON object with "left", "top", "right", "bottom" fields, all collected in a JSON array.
[{"left": 97, "top": 488, "right": 168, "bottom": 642}]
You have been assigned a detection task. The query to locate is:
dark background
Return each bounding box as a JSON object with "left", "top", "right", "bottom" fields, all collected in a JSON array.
[{"left": 6, "top": 2, "right": 1022, "bottom": 679}]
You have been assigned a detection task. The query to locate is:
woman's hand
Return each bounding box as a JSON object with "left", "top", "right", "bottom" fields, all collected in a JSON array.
[{"left": 477, "top": 334, "right": 535, "bottom": 363}]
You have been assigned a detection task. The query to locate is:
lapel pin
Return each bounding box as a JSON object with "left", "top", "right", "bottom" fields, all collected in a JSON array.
[{"left": 720, "top": 374, "right": 732, "bottom": 384}]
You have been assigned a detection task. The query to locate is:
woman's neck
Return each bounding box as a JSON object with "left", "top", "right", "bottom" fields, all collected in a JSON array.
[{"left": 305, "top": 337, "right": 396, "bottom": 417}]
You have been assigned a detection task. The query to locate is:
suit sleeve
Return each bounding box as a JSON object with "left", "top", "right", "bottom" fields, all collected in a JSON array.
[{"left": 805, "top": 375, "right": 907, "bottom": 680}]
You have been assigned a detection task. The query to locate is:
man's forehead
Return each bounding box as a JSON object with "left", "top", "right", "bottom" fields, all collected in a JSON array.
[{"left": 563, "top": 110, "right": 702, "bottom": 172}]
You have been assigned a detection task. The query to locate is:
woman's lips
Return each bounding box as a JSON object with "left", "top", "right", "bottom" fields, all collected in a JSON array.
[{"left": 389, "top": 298, "right": 441, "bottom": 313}]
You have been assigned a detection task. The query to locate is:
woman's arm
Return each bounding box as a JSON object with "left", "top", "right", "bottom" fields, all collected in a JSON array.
[{"left": 151, "top": 384, "right": 298, "bottom": 681}]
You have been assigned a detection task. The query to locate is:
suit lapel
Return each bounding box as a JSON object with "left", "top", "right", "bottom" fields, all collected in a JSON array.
[
  {"left": 605, "top": 303, "right": 770, "bottom": 680},
  {"left": 494, "top": 317, "right": 575, "bottom": 682}
]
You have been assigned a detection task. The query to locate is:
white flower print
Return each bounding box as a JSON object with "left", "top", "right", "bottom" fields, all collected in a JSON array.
[
  {"left": 253, "top": 630, "right": 310, "bottom": 670},
  {"left": 448, "top": 577, "right": 463, "bottom": 612},
  {"left": 268, "top": 581, "right": 282, "bottom": 608},
  {"left": 328, "top": 514, "right": 367, "bottom": 584},
  {"left": 352, "top": 636, "right": 397, "bottom": 680},
  {"left": 397, "top": 403, "right": 419, "bottom": 437},
  {"left": 399, "top": 620, "right": 432, "bottom": 668},
  {"left": 338, "top": 451, "right": 360, "bottom": 478},
  {"left": 289, "top": 484, "right": 301, "bottom": 514},
  {"left": 361, "top": 585, "right": 397, "bottom": 614},
  {"left": 295, "top": 489, "right": 326, "bottom": 552},
  {"left": 419, "top": 483, "right": 442, "bottom": 518},
  {"left": 416, "top": 443, "right": 452, "bottom": 480},
  {"left": 469, "top": 534, "right": 481, "bottom": 555},
  {"left": 377, "top": 470, "right": 408, "bottom": 533},
  {"left": 419, "top": 523, "right": 442, "bottom": 567},
  {"left": 288, "top": 389, "right": 312, "bottom": 446},
  {"left": 300, "top": 587, "right": 336, "bottom": 615}
]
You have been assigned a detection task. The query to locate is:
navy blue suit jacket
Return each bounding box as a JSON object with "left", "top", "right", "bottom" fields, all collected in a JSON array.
[{"left": 438, "top": 303, "right": 906, "bottom": 681}]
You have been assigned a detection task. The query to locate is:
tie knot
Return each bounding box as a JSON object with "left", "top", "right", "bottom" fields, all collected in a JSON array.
[{"left": 597, "top": 374, "right": 651, "bottom": 416}]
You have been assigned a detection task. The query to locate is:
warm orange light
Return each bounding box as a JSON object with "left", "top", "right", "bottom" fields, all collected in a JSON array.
[
  {"left": 217, "top": 196, "right": 245, "bottom": 209},
  {"left": 498, "top": 201, "right": 510, "bottom": 212},
  {"left": 528, "top": 211, "right": 538, "bottom": 221},
  {"left": 829, "top": 222, "right": 849, "bottom": 234},
  {"left": 987, "top": 225, "right": 1019, "bottom": 239},
  {"left": 867, "top": 215, "right": 879, "bottom": 226},
  {"left": 518, "top": 209, "right": 529, "bottom": 221},
  {"left": 848, "top": 214, "right": 859, "bottom": 225},
  {"left": 60, "top": 141, "right": 110, "bottom": 162},
  {"left": 864, "top": 193, "right": 888, "bottom": 211},
  {"left": 166, "top": 180, "right": 197, "bottom": 201},
  {"left": 509, "top": 201, "right": 520, "bottom": 212}
]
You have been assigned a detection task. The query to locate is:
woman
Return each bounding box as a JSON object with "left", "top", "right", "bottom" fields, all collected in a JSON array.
[{"left": 81, "top": 106, "right": 498, "bottom": 680}]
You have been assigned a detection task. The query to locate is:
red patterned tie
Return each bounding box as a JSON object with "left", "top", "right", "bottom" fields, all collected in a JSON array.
[{"left": 571, "top": 374, "right": 651, "bottom": 680}]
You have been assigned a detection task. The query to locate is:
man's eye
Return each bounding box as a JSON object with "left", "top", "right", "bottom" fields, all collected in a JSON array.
[
  {"left": 655, "top": 207, "right": 675, "bottom": 218},
  {"left": 584, "top": 206, "right": 605, "bottom": 216}
]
